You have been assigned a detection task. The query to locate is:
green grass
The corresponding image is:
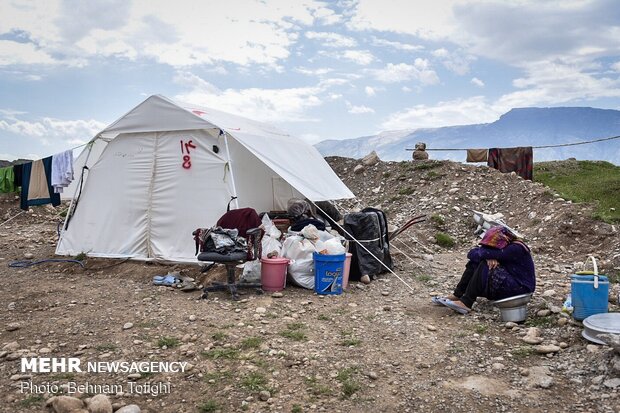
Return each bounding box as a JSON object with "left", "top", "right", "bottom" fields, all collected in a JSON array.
[
  {"left": 525, "top": 315, "right": 554, "bottom": 328},
  {"left": 317, "top": 314, "right": 331, "bottom": 321},
  {"left": 212, "top": 331, "right": 228, "bottom": 341},
  {"left": 435, "top": 232, "right": 455, "bottom": 248},
  {"left": 241, "top": 372, "right": 268, "bottom": 391},
  {"left": 74, "top": 252, "right": 87, "bottom": 261},
  {"left": 305, "top": 376, "right": 331, "bottom": 396},
  {"left": 335, "top": 367, "right": 360, "bottom": 399},
  {"left": 280, "top": 322, "right": 308, "bottom": 341},
  {"left": 413, "top": 161, "right": 441, "bottom": 170},
  {"left": 416, "top": 274, "right": 432, "bottom": 283},
  {"left": 18, "top": 395, "right": 44, "bottom": 408},
  {"left": 398, "top": 186, "right": 414, "bottom": 195},
  {"left": 383, "top": 171, "right": 391, "bottom": 178},
  {"left": 203, "top": 370, "right": 233, "bottom": 384},
  {"left": 156, "top": 336, "right": 180, "bottom": 348},
  {"left": 474, "top": 324, "right": 488, "bottom": 334},
  {"left": 425, "top": 170, "right": 443, "bottom": 180},
  {"left": 240, "top": 337, "right": 263, "bottom": 349},
  {"left": 535, "top": 160, "right": 620, "bottom": 223},
  {"left": 280, "top": 330, "right": 307, "bottom": 341},
  {"left": 431, "top": 214, "right": 445, "bottom": 227},
  {"left": 512, "top": 346, "right": 534, "bottom": 358},
  {"left": 201, "top": 348, "right": 240, "bottom": 360},
  {"left": 340, "top": 338, "right": 362, "bottom": 347},
  {"left": 198, "top": 400, "right": 220, "bottom": 412},
  {"left": 292, "top": 404, "right": 303, "bottom": 413}
]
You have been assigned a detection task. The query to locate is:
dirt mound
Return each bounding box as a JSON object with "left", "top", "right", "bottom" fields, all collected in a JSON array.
[{"left": 326, "top": 156, "right": 620, "bottom": 277}]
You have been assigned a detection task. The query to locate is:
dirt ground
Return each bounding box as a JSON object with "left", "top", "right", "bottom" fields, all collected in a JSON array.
[{"left": 1, "top": 158, "right": 619, "bottom": 413}]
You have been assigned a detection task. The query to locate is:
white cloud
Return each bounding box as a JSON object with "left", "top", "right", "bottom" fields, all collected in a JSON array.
[
  {"left": 402, "top": 86, "right": 412, "bottom": 92},
  {"left": 432, "top": 48, "right": 449, "bottom": 58},
  {"left": 305, "top": 31, "right": 357, "bottom": 48},
  {"left": 0, "top": 0, "right": 340, "bottom": 68},
  {"left": 470, "top": 77, "right": 484, "bottom": 87},
  {"left": 348, "top": 0, "right": 461, "bottom": 40},
  {"left": 0, "top": 40, "right": 57, "bottom": 66},
  {"left": 371, "top": 36, "right": 423, "bottom": 51},
  {"left": 173, "top": 72, "right": 326, "bottom": 123},
  {"left": 365, "top": 86, "right": 376, "bottom": 96},
  {"left": 495, "top": 60, "right": 620, "bottom": 112},
  {"left": 295, "top": 67, "right": 334, "bottom": 76},
  {"left": 342, "top": 50, "right": 375, "bottom": 65},
  {"left": 382, "top": 96, "right": 500, "bottom": 130},
  {"left": 348, "top": 105, "right": 375, "bottom": 114},
  {"left": 612, "top": 61, "right": 620, "bottom": 72},
  {"left": 0, "top": 115, "right": 105, "bottom": 142},
  {"left": 372, "top": 59, "right": 439, "bottom": 85}
]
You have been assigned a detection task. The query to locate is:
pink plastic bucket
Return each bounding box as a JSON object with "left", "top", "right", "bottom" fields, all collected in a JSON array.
[
  {"left": 260, "top": 257, "right": 288, "bottom": 292},
  {"left": 342, "top": 253, "right": 352, "bottom": 290}
]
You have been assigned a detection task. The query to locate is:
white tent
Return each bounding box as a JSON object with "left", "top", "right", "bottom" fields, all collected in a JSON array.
[{"left": 56, "top": 95, "right": 354, "bottom": 262}]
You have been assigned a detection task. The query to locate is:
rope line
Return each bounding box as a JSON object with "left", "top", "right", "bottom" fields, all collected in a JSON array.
[{"left": 405, "top": 134, "right": 620, "bottom": 151}]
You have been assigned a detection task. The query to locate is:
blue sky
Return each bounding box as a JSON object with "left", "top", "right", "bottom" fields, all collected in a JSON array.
[{"left": 1, "top": 0, "right": 620, "bottom": 160}]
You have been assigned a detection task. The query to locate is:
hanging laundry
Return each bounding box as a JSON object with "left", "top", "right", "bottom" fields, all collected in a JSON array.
[
  {"left": 466, "top": 149, "right": 488, "bottom": 163},
  {"left": 20, "top": 157, "right": 61, "bottom": 210},
  {"left": 487, "top": 147, "right": 533, "bottom": 181},
  {"left": 0, "top": 166, "right": 16, "bottom": 193},
  {"left": 13, "top": 163, "right": 24, "bottom": 188},
  {"left": 51, "top": 149, "right": 74, "bottom": 193}
]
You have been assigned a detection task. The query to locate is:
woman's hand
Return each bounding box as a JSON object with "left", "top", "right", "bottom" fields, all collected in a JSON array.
[{"left": 487, "top": 258, "right": 499, "bottom": 270}]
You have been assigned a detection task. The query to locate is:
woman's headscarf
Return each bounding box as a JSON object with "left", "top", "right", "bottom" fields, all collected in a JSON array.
[{"left": 479, "top": 226, "right": 518, "bottom": 249}]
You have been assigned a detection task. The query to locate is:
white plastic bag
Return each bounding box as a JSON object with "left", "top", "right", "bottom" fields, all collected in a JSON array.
[
  {"left": 281, "top": 235, "right": 317, "bottom": 289},
  {"left": 240, "top": 259, "right": 261, "bottom": 283},
  {"left": 261, "top": 214, "right": 282, "bottom": 258},
  {"left": 322, "top": 238, "right": 346, "bottom": 255}
]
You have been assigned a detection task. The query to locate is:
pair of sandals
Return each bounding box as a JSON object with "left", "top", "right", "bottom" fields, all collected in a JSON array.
[
  {"left": 153, "top": 273, "right": 198, "bottom": 291},
  {"left": 431, "top": 296, "right": 470, "bottom": 315}
]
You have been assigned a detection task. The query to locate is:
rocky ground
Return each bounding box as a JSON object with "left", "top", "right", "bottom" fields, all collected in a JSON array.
[{"left": 1, "top": 157, "right": 619, "bottom": 413}]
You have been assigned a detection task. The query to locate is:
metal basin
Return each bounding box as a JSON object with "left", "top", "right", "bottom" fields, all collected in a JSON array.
[
  {"left": 498, "top": 305, "right": 528, "bottom": 323},
  {"left": 491, "top": 293, "right": 533, "bottom": 308},
  {"left": 582, "top": 313, "right": 620, "bottom": 345}
]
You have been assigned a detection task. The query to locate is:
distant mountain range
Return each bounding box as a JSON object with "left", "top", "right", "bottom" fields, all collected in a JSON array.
[{"left": 315, "top": 107, "right": 620, "bottom": 164}]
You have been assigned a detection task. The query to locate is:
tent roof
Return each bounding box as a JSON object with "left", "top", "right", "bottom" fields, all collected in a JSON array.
[{"left": 97, "top": 95, "right": 353, "bottom": 201}]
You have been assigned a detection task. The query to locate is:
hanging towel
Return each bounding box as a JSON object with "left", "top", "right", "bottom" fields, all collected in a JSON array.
[
  {"left": 51, "top": 150, "right": 74, "bottom": 193},
  {"left": 466, "top": 149, "right": 488, "bottom": 163},
  {"left": 20, "top": 157, "right": 61, "bottom": 210},
  {"left": 0, "top": 166, "right": 15, "bottom": 193},
  {"left": 487, "top": 147, "right": 533, "bottom": 181}
]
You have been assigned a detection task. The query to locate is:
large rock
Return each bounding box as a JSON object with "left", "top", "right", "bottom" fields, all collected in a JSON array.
[
  {"left": 412, "top": 150, "right": 429, "bottom": 160},
  {"left": 87, "top": 394, "right": 113, "bottom": 413},
  {"left": 46, "top": 396, "right": 85, "bottom": 413},
  {"left": 362, "top": 151, "right": 380, "bottom": 166},
  {"left": 116, "top": 405, "right": 141, "bottom": 413}
]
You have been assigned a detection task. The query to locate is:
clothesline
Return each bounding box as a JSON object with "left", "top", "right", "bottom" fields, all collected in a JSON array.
[{"left": 405, "top": 134, "right": 620, "bottom": 151}]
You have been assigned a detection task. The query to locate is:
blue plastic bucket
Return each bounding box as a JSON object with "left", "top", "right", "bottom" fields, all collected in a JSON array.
[
  {"left": 313, "top": 252, "right": 345, "bottom": 295},
  {"left": 571, "top": 274, "right": 609, "bottom": 321}
]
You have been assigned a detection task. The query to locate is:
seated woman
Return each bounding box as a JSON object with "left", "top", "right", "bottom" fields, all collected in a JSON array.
[{"left": 437, "top": 226, "right": 536, "bottom": 314}]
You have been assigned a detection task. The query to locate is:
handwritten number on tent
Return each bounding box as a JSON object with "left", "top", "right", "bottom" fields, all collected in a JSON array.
[{"left": 180, "top": 139, "right": 196, "bottom": 169}]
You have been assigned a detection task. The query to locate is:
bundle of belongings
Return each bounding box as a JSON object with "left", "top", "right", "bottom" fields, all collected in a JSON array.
[
  {"left": 192, "top": 227, "right": 248, "bottom": 257},
  {"left": 342, "top": 207, "right": 393, "bottom": 284}
]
